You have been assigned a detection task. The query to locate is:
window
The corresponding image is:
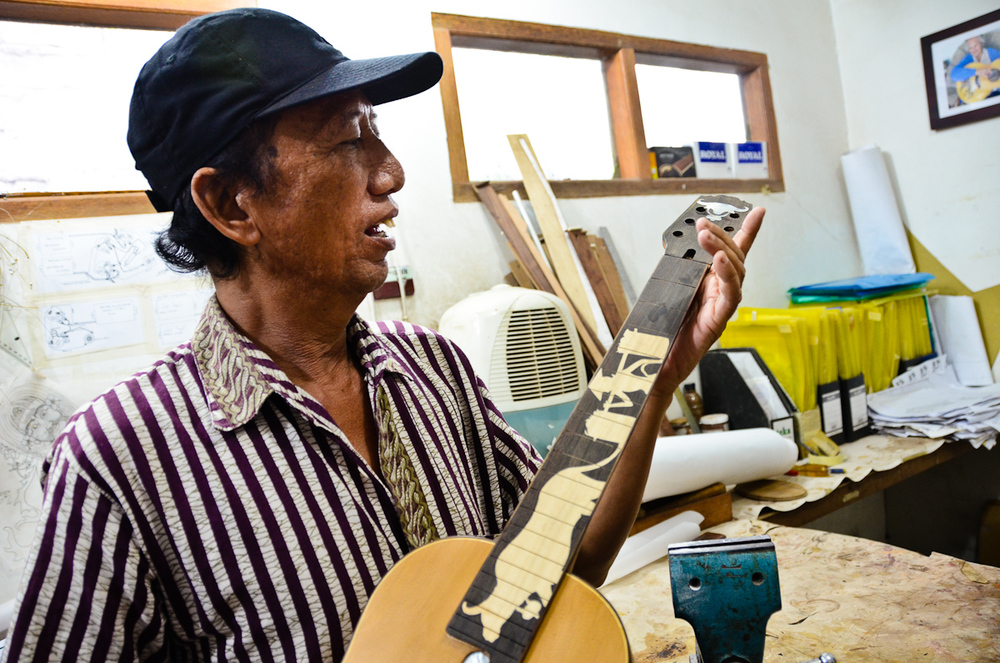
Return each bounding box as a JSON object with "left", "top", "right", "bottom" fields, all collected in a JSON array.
[
  {"left": 0, "top": 0, "right": 252, "bottom": 223},
  {"left": 432, "top": 13, "right": 784, "bottom": 202}
]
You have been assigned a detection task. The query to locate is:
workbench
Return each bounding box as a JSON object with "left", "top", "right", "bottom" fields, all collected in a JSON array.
[
  {"left": 732, "top": 434, "right": 975, "bottom": 526},
  {"left": 602, "top": 519, "right": 1000, "bottom": 662}
]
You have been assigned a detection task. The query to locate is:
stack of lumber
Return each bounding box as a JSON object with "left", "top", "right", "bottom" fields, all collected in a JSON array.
[{"left": 476, "top": 135, "right": 636, "bottom": 372}]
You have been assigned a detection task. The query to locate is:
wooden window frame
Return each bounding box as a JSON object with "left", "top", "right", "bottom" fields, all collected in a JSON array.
[
  {"left": 432, "top": 13, "right": 784, "bottom": 203},
  {"left": 0, "top": 0, "right": 252, "bottom": 223}
]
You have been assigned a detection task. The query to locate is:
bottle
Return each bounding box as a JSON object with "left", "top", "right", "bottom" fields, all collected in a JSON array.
[{"left": 683, "top": 383, "right": 705, "bottom": 420}]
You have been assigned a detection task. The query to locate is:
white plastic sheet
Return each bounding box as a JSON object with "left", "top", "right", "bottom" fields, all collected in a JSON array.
[{"left": 603, "top": 511, "right": 703, "bottom": 585}]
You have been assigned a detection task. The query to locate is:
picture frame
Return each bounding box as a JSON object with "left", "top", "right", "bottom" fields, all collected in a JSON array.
[{"left": 921, "top": 9, "right": 1000, "bottom": 130}]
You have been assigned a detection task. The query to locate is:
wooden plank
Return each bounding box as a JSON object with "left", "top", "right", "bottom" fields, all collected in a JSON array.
[
  {"left": 741, "top": 62, "right": 784, "bottom": 188},
  {"left": 567, "top": 229, "right": 625, "bottom": 336},
  {"left": 597, "top": 228, "right": 637, "bottom": 307},
  {"left": 432, "top": 26, "right": 471, "bottom": 188},
  {"left": 0, "top": 192, "right": 156, "bottom": 223},
  {"left": 632, "top": 482, "right": 733, "bottom": 535},
  {"left": 451, "top": 177, "right": 784, "bottom": 202},
  {"left": 591, "top": 235, "right": 631, "bottom": 323},
  {"left": 495, "top": 193, "right": 605, "bottom": 369},
  {"left": 507, "top": 134, "right": 599, "bottom": 334},
  {"left": 0, "top": 0, "right": 251, "bottom": 29},
  {"left": 474, "top": 184, "right": 604, "bottom": 369},
  {"left": 508, "top": 259, "right": 535, "bottom": 289},
  {"left": 603, "top": 47, "right": 650, "bottom": 180},
  {"left": 431, "top": 12, "right": 768, "bottom": 71}
]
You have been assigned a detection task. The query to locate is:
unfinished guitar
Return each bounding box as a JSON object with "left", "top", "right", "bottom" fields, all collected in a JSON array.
[{"left": 343, "top": 195, "right": 753, "bottom": 663}]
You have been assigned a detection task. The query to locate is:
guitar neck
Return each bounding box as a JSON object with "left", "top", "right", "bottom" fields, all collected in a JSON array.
[{"left": 448, "top": 195, "right": 752, "bottom": 663}]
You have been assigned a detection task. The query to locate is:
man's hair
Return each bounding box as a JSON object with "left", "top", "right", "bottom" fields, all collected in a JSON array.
[{"left": 155, "top": 115, "right": 279, "bottom": 279}]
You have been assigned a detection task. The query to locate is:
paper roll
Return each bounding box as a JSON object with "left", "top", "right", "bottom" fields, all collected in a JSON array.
[
  {"left": 642, "top": 428, "right": 798, "bottom": 502},
  {"left": 841, "top": 145, "right": 915, "bottom": 275}
]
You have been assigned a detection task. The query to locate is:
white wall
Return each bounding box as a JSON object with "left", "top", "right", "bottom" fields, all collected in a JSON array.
[
  {"left": 829, "top": 0, "right": 1000, "bottom": 293},
  {"left": 262, "top": 0, "right": 862, "bottom": 330}
]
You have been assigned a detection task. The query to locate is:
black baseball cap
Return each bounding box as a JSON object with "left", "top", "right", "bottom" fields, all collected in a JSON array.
[{"left": 128, "top": 8, "right": 444, "bottom": 212}]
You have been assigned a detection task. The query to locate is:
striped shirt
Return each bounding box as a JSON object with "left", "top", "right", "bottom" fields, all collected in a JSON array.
[{"left": 2, "top": 297, "right": 542, "bottom": 662}]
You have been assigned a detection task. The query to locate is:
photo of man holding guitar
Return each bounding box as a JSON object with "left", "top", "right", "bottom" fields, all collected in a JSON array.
[{"left": 1, "top": 8, "right": 763, "bottom": 663}]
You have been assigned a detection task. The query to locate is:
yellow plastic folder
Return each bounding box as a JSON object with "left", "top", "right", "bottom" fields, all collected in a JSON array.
[{"left": 721, "top": 315, "right": 813, "bottom": 412}]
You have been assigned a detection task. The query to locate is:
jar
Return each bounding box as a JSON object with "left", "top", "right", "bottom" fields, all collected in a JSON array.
[
  {"left": 682, "top": 383, "right": 705, "bottom": 420},
  {"left": 699, "top": 413, "right": 730, "bottom": 432}
]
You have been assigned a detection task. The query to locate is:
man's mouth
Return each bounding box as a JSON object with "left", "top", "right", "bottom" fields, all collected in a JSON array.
[{"left": 365, "top": 218, "right": 396, "bottom": 237}]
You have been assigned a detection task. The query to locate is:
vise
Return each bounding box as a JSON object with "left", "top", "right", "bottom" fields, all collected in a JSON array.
[{"left": 668, "top": 535, "right": 833, "bottom": 663}]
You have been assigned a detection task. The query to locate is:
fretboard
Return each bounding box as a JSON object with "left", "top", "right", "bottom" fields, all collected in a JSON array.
[{"left": 447, "top": 195, "right": 753, "bottom": 663}]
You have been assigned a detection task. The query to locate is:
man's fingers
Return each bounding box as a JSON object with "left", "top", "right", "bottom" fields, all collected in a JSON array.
[
  {"left": 697, "top": 221, "right": 746, "bottom": 281},
  {"left": 734, "top": 206, "right": 765, "bottom": 255}
]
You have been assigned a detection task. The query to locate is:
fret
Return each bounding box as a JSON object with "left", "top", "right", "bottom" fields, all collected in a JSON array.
[
  {"left": 496, "top": 543, "right": 566, "bottom": 579},
  {"left": 447, "top": 195, "right": 752, "bottom": 663}
]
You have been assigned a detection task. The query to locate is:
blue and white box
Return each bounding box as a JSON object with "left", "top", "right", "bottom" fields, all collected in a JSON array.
[
  {"left": 733, "top": 141, "right": 768, "bottom": 179},
  {"left": 692, "top": 141, "right": 733, "bottom": 178}
]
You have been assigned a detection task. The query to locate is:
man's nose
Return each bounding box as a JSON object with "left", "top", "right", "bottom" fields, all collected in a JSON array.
[{"left": 369, "top": 142, "right": 405, "bottom": 196}]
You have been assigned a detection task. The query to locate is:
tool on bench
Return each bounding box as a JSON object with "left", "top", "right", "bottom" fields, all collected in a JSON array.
[{"left": 668, "top": 535, "right": 836, "bottom": 663}]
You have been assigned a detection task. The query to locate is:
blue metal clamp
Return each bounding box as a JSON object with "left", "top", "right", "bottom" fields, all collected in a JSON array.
[{"left": 668, "top": 535, "right": 781, "bottom": 663}]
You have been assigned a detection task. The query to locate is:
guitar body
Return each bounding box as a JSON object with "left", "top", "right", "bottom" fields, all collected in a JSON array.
[
  {"left": 956, "top": 62, "right": 1000, "bottom": 104},
  {"left": 343, "top": 537, "right": 631, "bottom": 663}
]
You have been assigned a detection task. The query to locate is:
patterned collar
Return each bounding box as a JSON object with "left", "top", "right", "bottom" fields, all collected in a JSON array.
[{"left": 192, "top": 296, "right": 408, "bottom": 431}]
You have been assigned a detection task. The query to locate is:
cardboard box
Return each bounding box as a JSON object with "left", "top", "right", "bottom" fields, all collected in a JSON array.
[
  {"left": 692, "top": 141, "right": 733, "bottom": 178},
  {"left": 733, "top": 141, "right": 768, "bottom": 179},
  {"left": 648, "top": 146, "right": 696, "bottom": 178}
]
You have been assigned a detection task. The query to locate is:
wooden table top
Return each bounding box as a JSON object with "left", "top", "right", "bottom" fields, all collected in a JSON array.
[{"left": 601, "top": 519, "right": 1000, "bottom": 662}]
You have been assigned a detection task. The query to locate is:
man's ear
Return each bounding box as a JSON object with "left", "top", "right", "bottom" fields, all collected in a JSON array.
[{"left": 190, "top": 167, "right": 261, "bottom": 247}]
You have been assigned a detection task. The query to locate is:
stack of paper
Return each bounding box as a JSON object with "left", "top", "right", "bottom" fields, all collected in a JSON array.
[{"left": 867, "top": 362, "right": 1000, "bottom": 449}]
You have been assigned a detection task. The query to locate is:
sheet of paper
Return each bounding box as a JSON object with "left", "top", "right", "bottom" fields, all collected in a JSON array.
[
  {"left": 28, "top": 215, "right": 179, "bottom": 294},
  {"left": 929, "top": 295, "right": 993, "bottom": 386},
  {"left": 868, "top": 365, "right": 1000, "bottom": 448},
  {"left": 153, "top": 289, "right": 214, "bottom": 348},
  {"left": 39, "top": 297, "right": 144, "bottom": 358}
]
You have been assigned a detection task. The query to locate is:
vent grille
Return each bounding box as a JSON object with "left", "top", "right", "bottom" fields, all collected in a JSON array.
[{"left": 503, "top": 306, "right": 581, "bottom": 402}]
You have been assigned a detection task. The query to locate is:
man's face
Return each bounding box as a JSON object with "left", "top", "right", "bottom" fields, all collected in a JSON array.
[
  {"left": 242, "top": 91, "right": 403, "bottom": 302},
  {"left": 968, "top": 37, "right": 984, "bottom": 59}
]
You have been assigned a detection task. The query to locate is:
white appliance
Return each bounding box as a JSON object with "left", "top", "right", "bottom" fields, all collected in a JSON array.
[{"left": 438, "top": 285, "right": 586, "bottom": 456}]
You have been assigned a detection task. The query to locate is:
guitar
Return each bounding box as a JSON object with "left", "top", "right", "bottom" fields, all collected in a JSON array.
[
  {"left": 343, "top": 195, "right": 753, "bottom": 663},
  {"left": 956, "top": 61, "right": 1000, "bottom": 105}
]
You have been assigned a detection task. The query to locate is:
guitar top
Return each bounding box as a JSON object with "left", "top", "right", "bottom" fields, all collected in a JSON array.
[{"left": 446, "top": 195, "right": 753, "bottom": 663}]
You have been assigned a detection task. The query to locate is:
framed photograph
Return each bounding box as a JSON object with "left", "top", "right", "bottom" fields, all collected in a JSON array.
[{"left": 921, "top": 9, "right": 1000, "bottom": 130}]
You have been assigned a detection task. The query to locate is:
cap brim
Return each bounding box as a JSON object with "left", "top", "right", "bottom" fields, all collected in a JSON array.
[{"left": 259, "top": 51, "right": 444, "bottom": 117}]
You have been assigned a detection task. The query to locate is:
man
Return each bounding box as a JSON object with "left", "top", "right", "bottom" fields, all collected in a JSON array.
[
  {"left": 2, "top": 8, "right": 763, "bottom": 662},
  {"left": 950, "top": 34, "right": 1000, "bottom": 104}
]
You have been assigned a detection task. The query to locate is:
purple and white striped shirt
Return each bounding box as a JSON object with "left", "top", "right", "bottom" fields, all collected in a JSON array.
[{"left": 2, "top": 297, "right": 542, "bottom": 662}]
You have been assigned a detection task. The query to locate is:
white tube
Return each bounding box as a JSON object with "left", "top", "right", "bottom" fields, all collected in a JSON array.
[
  {"left": 840, "top": 144, "right": 915, "bottom": 276},
  {"left": 642, "top": 428, "right": 798, "bottom": 503}
]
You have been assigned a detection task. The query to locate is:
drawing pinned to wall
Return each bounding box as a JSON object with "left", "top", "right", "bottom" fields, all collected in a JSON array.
[
  {"left": 153, "top": 288, "right": 214, "bottom": 348},
  {"left": 1, "top": 231, "right": 32, "bottom": 366},
  {"left": 30, "top": 222, "right": 179, "bottom": 293},
  {"left": 40, "top": 297, "right": 143, "bottom": 357},
  {"left": 0, "top": 351, "right": 79, "bottom": 601}
]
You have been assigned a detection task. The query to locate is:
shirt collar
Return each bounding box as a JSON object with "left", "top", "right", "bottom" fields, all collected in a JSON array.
[{"left": 193, "top": 296, "right": 411, "bottom": 430}]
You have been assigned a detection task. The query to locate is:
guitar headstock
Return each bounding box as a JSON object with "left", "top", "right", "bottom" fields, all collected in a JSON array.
[{"left": 662, "top": 194, "right": 753, "bottom": 263}]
